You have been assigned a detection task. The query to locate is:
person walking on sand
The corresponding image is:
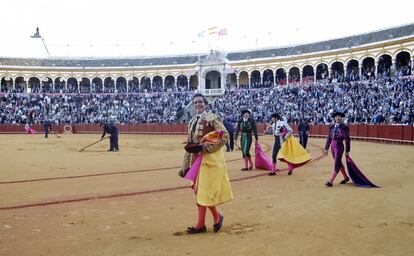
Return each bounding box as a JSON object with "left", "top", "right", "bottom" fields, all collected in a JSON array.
[{"left": 179, "top": 93, "right": 233, "bottom": 234}]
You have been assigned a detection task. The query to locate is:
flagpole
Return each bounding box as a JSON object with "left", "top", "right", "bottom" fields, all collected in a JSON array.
[{"left": 41, "top": 38, "right": 51, "bottom": 57}]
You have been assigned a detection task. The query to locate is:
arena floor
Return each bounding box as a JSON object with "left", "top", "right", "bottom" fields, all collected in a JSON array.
[{"left": 0, "top": 134, "right": 413, "bottom": 256}]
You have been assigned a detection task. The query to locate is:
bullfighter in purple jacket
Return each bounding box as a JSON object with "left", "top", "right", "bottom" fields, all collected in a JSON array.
[{"left": 324, "top": 111, "right": 351, "bottom": 187}]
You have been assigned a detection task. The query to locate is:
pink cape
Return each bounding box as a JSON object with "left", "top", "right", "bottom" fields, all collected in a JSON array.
[
  {"left": 25, "top": 126, "right": 37, "bottom": 134},
  {"left": 28, "top": 128, "right": 37, "bottom": 134},
  {"left": 184, "top": 130, "right": 224, "bottom": 192},
  {"left": 254, "top": 143, "right": 273, "bottom": 171},
  {"left": 184, "top": 155, "right": 203, "bottom": 192}
]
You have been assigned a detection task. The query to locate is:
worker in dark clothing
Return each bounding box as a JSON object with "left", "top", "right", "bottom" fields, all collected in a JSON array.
[
  {"left": 100, "top": 122, "right": 119, "bottom": 152},
  {"left": 223, "top": 118, "right": 235, "bottom": 152},
  {"left": 43, "top": 120, "right": 52, "bottom": 138},
  {"left": 298, "top": 119, "right": 310, "bottom": 149}
]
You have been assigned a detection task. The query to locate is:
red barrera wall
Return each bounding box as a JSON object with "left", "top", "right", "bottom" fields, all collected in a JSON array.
[{"left": 0, "top": 124, "right": 412, "bottom": 144}]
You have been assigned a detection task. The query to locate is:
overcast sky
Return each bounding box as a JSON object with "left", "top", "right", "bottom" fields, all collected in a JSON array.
[{"left": 0, "top": 0, "right": 413, "bottom": 58}]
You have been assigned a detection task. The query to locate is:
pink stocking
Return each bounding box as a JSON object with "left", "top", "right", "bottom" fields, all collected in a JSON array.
[
  {"left": 243, "top": 158, "right": 249, "bottom": 169},
  {"left": 248, "top": 157, "right": 253, "bottom": 168},
  {"left": 208, "top": 206, "right": 220, "bottom": 224},
  {"left": 329, "top": 171, "right": 339, "bottom": 183},
  {"left": 340, "top": 167, "right": 348, "bottom": 179},
  {"left": 196, "top": 205, "right": 207, "bottom": 228}
]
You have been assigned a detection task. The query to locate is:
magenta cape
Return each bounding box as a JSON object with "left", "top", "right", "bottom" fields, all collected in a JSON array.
[
  {"left": 25, "top": 127, "right": 37, "bottom": 134},
  {"left": 254, "top": 142, "right": 273, "bottom": 171}
]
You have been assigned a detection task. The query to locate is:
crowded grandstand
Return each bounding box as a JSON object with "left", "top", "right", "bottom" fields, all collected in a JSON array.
[{"left": 1, "top": 24, "right": 413, "bottom": 125}]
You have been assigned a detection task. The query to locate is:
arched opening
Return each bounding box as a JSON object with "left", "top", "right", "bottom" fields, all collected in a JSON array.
[
  {"left": 67, "top": 77, "right": 79, "bottom": 93},
  {"left": 104, "top": 77, "right": 115, "bottom": 93},
  {"left": 275, "top": 68, "right": 286, "bottom": 86},
  {"left": 128, "top": 77, "right": 139, "bottom": 93},
  {"left": 152, "top": 76, "right": 163, "bottom": 92},
  {"left": 302, "top": 65, "right": 314, "bottom": 84},
  {"left": 331, "top": 61, "right": 344, "bottom": 82},
  {"left": 54, "top": 77, "right": 65, "bottom": 93},
  {"left": 80, "top": 78, "right": 91, "bottom": 93},
  {"left": 28, "top": 77, "right": 41, "bottom": 93},
  {"left": 377, "top": 54, "right": 392, "bottom": 78},
  {"left": 140, "top": 76, "right": 151, "bottom": 92},
  {"left": 250, "top": 70, "right": 260, "bottom": 88},
  {"left": 205, "top": 70, "right": 221, "bottom": 89},
  {"left": 164, "top": 75, "right": 175, "bottom": 91},
  {"left": 116, "top": 77, "right": 127, "bottom": 93},
  {"left": 41, "top": 77, "right": 53, "bottom": 93},
  {"left": 238, "top": 71, "right": 249, "bottom": 89},
  {"left": 263, "top": 69, "right": 274, "bottom": 87},
  {"left": 288, "top": 67, "right": 300, "bottom": 85},
  {"left": 226, "top": 73, "right": 237, "bottom": 89},
  {"left": 15, "top": 77, "right": 27, "bottom": 93},
  {"left": 92, "top": 77, "right": 103, "bottom": 93},
  {"left": 395, "top": 51, "right": 411, "bottom": 76},
  {"left": 316, "top": 63, "right": 328, "bottom": 80},
  {"left": 189, "top": 75, "right": 198, "bottom": 90},
  {"left": 1, "top": 76, "right": 13, "bottom": 93},
  {"left": 362, "top": 57, "right": 375, "bottom": 79},
  {"left": 177, "top": 75, "right": 188, "bottom": 91},
  {"left": 346, "top": 60, "right": 359, "bottom": 81}
]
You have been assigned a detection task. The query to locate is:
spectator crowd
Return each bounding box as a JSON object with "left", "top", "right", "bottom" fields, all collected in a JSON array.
[
  {"left": 212, "top": 77, "right": 414, "bottom": 125},
  {"left": 0, "top": 77, "right": 413, "bottom": 125},
  {"left": 0, "top": 92, "right": 192, "bottom": 125}
]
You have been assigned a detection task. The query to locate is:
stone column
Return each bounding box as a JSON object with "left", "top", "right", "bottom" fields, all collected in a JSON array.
[{"left": 248, "top": 74, "right": 251, "bottom": 89}]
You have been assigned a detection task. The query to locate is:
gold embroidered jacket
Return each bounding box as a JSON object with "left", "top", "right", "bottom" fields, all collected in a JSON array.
[{"left": 182, "top": 111, "right": 229, "bottom": 170}]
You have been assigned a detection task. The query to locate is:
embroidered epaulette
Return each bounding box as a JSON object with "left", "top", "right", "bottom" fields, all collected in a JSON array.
[{"left": 205, "top": 112, "right": 219, "bottom": 122}]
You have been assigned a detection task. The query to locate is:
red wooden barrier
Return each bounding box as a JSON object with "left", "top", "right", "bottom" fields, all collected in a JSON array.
[
  {"left": 388, "top": 125, "right": 403, "bottom": 140},
  {"left": 153, "top": 124, "right": 162, "bottom": 134},
  {"left": 320, "top": 125, "right": 329, "bottom": 136},
  {"left": 291, "top": 124, "right": 298, "bottom": 134},
  {"left": 135, "top": 124, "right": 145, "bottom": 133},
  {"left": 33, "top": 125, "right": 42, "bottom": 132},
  {"left": 410, "top": 126, "right": 414, "bottom": 141},
  {"left": 180, "top": 124, "right": 188, "bottom": 133},
  {"left": 73, "top": 124, "right": 81, "bottom": 133},
  {"left": 310, "top": 125, "right": 320, "bottom": 136},
  {"left": 119, "top": 124, "right": 128, "bottom": 133},
  {"left": 171, "top": 124, "right": 180, "bottom": 134},
  {"left": 377, "top": 125, "right": 390, "bottom": 139},
  {"left": 52, "top": 125, "right": 64, "bottom": 133},
  {"left": 349, "top": 125, "right": 358, "bottom": 137},
  {"left": 94, "top": 124, "right": 100, "bottom": 132},
  {"left": 145, "top": 124, "right": 153, "bottom": 133},
  {"left": 368, "top": 125, "right": 378, "bottom": 138},
  {"left": 0, "top": 124, "right": 412, "bottom": 144},
  {"left": 359, "top": 125, "right": 368, "bottom": 137},
  {"left": 129, "top": 125, "right": 135, "bottom": 133},
  {"left": 257, "top": 124, "right": 266, "bottom": 134}
]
